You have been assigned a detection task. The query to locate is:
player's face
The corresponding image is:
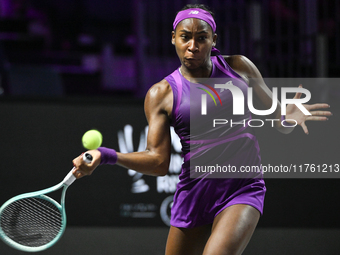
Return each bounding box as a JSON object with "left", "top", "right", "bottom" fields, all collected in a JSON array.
[{"left": 172, "top": 18, "right": 217, "bottom": 70}]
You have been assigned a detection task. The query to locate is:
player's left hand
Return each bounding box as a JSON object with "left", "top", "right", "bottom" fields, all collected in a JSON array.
[{"left": 286, "top": 85, "right": 332, "bottom": 134}]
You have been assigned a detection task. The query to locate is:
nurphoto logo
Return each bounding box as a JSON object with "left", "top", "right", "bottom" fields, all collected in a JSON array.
[
  {"left": 197, "top": 79, "right": 312, "bottom": 128},
  {"left": 199, "top": 81, "right": 311, "bottom": 116}
]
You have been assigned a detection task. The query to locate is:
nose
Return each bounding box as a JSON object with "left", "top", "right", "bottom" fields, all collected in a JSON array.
[{"left": 187, "top": 39, "right": 198, "bottom": 53}]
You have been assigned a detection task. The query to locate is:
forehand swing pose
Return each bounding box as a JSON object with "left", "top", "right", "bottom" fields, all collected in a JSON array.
[{"left": 73, "top": 4, "right": 331, "bottom": 255}]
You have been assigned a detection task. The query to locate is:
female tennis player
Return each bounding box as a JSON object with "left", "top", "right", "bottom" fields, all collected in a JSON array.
[{"left": 73, "top": 4, "right": 331, "bottom": 255}]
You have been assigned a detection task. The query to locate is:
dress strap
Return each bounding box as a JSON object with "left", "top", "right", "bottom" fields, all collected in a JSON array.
[
  {"left": 212, "top": 55, "right": 248, "bottom": 87},
  {"left": 170, "top": 69, "right": 183, "bottom": 119}
]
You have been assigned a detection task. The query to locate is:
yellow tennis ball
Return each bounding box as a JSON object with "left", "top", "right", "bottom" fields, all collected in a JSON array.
[{"left": 82, "top": 130, "right": 102, "bottom": 150}]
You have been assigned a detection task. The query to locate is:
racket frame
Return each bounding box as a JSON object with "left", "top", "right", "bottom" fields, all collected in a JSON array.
[{"left": 0, "top": 161, "right": 81, "bottom": 252}]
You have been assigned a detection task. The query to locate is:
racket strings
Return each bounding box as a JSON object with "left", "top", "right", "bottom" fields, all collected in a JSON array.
[{"left": 0, "top": 197, "right": 63, "bottom": 247}]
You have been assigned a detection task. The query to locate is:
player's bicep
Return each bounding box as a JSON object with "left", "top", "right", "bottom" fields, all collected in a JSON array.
[
  {"left": 144, "top": 83, "right": 172, "bottom": 165},
  {"left": 145, "top": 106, "right": 171, "bottom": 154}
]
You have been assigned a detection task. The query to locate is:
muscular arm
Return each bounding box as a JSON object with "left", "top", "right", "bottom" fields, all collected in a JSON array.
[
  {"left": 73, "top": 80, "right": 173, "bottom": 178},
  {"left": 116, "top": 79, "right": 173, "bottom": 176},
  {"left": 224, "top": 55, "right": 293, "bottom": 134}
]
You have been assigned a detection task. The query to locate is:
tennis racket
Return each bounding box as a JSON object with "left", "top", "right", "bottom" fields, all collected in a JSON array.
[{"left": 0, "top": 152, "right": 92, "bottom": 252}]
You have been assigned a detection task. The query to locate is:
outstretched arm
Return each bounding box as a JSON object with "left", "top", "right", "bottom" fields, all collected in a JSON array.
[
  {"left": 225, "top": 55, "right": 332, "bottom": 134},
  {"left": 73, "top": 79, "right": 173, "bottom": 178}
]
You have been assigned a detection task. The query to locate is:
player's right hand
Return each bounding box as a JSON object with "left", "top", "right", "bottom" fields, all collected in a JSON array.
[{"left": 72, "top": 150, "right": 102, "bottom": 179}]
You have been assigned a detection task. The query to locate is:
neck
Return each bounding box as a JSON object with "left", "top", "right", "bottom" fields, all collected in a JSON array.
[{"left": 180, "top": 59, "right": 213, "bottom": 82}]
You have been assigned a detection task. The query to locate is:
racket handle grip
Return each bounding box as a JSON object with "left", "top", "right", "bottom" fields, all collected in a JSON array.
[
  {"left": 63, "top": 153, "right": 93, "bottom": 186},
  {"left": 83, "top": 152, "right": 93, "bottom": 163}
]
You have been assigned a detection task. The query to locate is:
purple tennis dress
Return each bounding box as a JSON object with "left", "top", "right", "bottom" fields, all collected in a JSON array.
[{"left": 164, "top": 54, "right": 266, "bottom": 228}]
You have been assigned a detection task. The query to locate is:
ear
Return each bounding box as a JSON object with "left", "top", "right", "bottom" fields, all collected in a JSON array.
[
  {"left": 171, "top": 31, "right": 175, "bottom": 45},
  {"left": 212, "top": 33, "right": 217, "bottom": 47}
]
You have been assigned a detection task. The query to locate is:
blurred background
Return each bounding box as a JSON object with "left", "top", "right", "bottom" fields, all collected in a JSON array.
[
  {"left": 0, "top": 0, "right": 339, "bottom": 254},
  {"left": 0, "top": 0, "right": 339, "bottom": 98}
]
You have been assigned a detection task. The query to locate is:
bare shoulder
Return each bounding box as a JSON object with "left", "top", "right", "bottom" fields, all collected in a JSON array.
[
  {"left": 145, "top": 79, "right": 173, "bottom": 119},
  {"left": 223, "top": 55, "right": 250, "bottom": 69},
  {"left": 146, "top": 79, "right": 172, "bottom": 99},
  {"left": 222, "top": 55, "right": 261, "bottom": 80}
]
